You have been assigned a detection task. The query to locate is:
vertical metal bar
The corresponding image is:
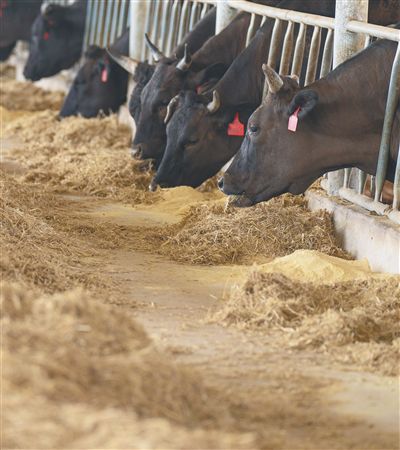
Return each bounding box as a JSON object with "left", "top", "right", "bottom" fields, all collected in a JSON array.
[
  {"left": 305, "top": 26, "right": 321, "bottom": 85},
  {"left": 216, "top": 0, "right": 236, "bottom": 34},
  {"left": 245, "top": 14, "right": 257, "bottom": 48},
  {"left": 260, "top": 15, "right": 267, "bottom": 27},
  {"left": 151, "top": 0, "right": 161, "bottom": 50},
  {"left": 267, "top": 19, "right": 284, "bottom": 70},
  {"left": 117, "top": 0, "right": 128, "bottom": 38},
  {"left": 131, "top": 0, "right": 149, "bottom": 61},
  {"left": 200, "top": 2, "right": 209, "bottom": 20},
  {"left": 166, "top": 0, "right": 180, "bottom": 57},
  {"left": 328, "top": 0, "right": 369, "bottom": 196},
  {"left": 142, "top": 0, "right": 154, "bottom": 61},
  {"left": 102, "top": 1, "right": 114, "bottom": 48},
  {"left": 343, "top": 168, "right": 352, "bottom": 188},
  {"left": 279, "top": 20, "right": 294, "bottom": 76},
  {"left": 83, "top": 0, "right": 94, "bottom": 51},
  {"left": 319, "top": 28, "right": 333, "bottom": 77},
  {"left": 291, "top": 22, "right": 306, "bottom": 79},
  {"left": 178, "top": 0, "right": 190, "bottom": 44},
  {"left": 357, "top": 171, "right": 367, "bottom": 194},
  {"left": 374, "top": 43, "right": 400, "bottom": 203},
  {"left": 109, "top": 0, "right": 120, "bottom": 45},
  {"left": 189, "top": 2, "right": 199, "bottom": 30},
  {"left": 88, "top": 0, "right": 99, "bottom": 47},
  {"left": 160, "top": 1, "right": 172, "bottom": 55},
  {"left": 392, "top": 143, "right": 400, "bottom": 210},
  {"left": 95, "top": 1, "right": 106, "bottom": 46}
]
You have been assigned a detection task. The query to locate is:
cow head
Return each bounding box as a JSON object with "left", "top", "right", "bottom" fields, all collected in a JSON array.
[
  {"left": 220, "top": 65, "right": 319, "bottom": 206},
  {"left": 59, "top": 46, "right": 127, "bottom": 118},
  {"left": 152, "top": 89, "right": 254, "bottom": 189},
  {"left": 110, "top": 35, "right": 227, "bottom": 165},
  {"left": 24, "top": 3, "right": 84, "bottom": 81}
]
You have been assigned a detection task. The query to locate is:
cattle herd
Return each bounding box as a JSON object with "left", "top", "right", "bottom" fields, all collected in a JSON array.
[{"left": 1, "top": 0, "right": 399, "bottom": 206}]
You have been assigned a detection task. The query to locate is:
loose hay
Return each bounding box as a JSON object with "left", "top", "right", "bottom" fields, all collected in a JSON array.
[
  {"left": 212, "top": 270, "right": 400, "bottom": 375},
  {"left": 2, "top": 284, "right": 256, "bottom": 449},
  {"left": 0, "top": 171, "right": 123, "bottom": 293},
  {"left": 4, "top": 110, "right": 157, "bottom": 204},
  {"left": 152, "top": 196, "right": 349, "bottom": 265},
  {"left": 0, "top": 79, "right": 64, "bottom": 111}
]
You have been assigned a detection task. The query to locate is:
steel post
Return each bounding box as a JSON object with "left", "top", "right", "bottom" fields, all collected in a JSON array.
[
  {"left": 216, "top": 0, "right": 237, "bottom": 34},
  {"left": 130, "top": 0, "right": 149, "bottom": 62},
  {"left": 327, "top": 0, "right": 369, "bottom": 195}
]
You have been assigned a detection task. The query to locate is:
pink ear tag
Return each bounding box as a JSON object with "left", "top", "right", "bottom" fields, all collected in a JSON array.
[
  {"left": 227, "top": 112, "right": 245, "bottom": 137},
  {"left": 101, "top": 67, "right": 108, "bottom": 83},
  {"left": 196, "top": 85, "right": 202, "bottom": 94},
  {"left": 288, "top": 107, "right": 301, "bottom": 132},
  {"left": 43, "top": 31, "right": 49, "bottom": 40}
]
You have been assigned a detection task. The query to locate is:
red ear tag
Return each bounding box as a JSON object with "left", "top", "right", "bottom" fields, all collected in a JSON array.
[
  {"left": 43, "top": 31, "right": 49, "bottom": 40},
  {"left": 196, "top": 86, "right": 202, "bottom": 94},
  {"left": 101, "top": 67, "right": 108, "bottom": 83},
  {"left": 288, "top": 107, "right": 301, "bottom": 132},
  {"left": 227, "top": 112, "right": 245, "bottom": 137}
]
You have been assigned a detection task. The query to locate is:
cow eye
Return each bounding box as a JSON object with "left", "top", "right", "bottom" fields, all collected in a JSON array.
[
  {"left": 249, "top": 124, "right": 259, "bottom": 134},
  {"left": 185, "top": 138, "right": 199, "bottom": 147}
]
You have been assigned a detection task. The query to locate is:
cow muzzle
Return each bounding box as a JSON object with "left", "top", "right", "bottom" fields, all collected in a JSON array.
[{"left": 131, "top": 144, "right": 143, "bottom": 160}]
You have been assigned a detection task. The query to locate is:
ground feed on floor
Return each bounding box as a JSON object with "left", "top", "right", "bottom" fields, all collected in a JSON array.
[
  {"left": 211, "top": 258, "right": 400, "bottom": 376},
  {"left": 138, "top": 196, "right": 351, "bottom": 265},
  {"left": 0, "top": 79, "right": 64, "bottom": 111},
  {"left": 3, "top": 110, "right": 158, "bottom": 204},
  {"left": 1, "top": 284, "right": 257, "bottom": 449}
]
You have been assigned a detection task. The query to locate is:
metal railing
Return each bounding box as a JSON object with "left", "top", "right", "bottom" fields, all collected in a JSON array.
[
  {"left": 335, "top": 22, "right": 400, "bottom": 225},
  {"left": 83, "top": 0, "right": 130, "bottom": 51}
]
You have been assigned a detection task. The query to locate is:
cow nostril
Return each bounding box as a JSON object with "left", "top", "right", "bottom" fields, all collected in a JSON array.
[
  {"left": 131, "top": 144, "right": 142, "bottom": 160},
  {"left": 217, "top": 177, "right": 224, "bottom": 191}
]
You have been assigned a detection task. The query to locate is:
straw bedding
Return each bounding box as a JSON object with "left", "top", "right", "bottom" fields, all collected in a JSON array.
[
  {"left": 153, "top": 197, "right": 350, "bottom": 265},
  {"left": 4, "top": 110, "right": 158, "bottom": 204},
  {"left": 0, "top": 79, "right": 64, "bottom": 111},
  {"left": 2, "top": 284, "right": 256, "bottom": 449},
  {"left": 212, "top": 270, "right": 400, "bottom": 375}
]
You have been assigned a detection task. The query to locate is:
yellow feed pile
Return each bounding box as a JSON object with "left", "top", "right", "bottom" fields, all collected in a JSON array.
[
  {"left": 0, "top": 79, "right": 64, "bottom": 111},
  {"left": 212, "top": 252, "right": 400, "bottom": 375}
]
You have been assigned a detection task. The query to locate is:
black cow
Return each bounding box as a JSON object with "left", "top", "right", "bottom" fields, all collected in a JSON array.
[
  {"left": 109, "top": 7, "right": 219, "bottom": 161},
  {"left": 154, "top": 0, "right": 400, "bottom": 190},
  {"left": 220, "top": 31, "right": 400, "bottom": 206},
  {"left": 24, "top": 0, "right": 87, "bottom": 81},
  {"left": 0, "top": 0, "right": 42, "bottom": 61},
  {"left": 60, "top": 29, "right": 129, "bottom": 118}
]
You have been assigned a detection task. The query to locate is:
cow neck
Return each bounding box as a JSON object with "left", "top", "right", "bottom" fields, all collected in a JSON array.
[{"left": 299, "top": 38, "right": 398, "bottom": 180}]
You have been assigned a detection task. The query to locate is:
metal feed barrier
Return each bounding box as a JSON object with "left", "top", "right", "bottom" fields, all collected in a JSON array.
[
  {"left": 183, "top": 0, "right": 400, "bottom": 226},
  {"left": 75, "top": 1, "right": 400, "bottom": 226}
]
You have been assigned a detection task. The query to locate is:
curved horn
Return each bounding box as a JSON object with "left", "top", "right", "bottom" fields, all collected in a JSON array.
[
  {"left": 144, "top": 33, "right": 164, "bottom": 62},
  {"left": 164, "top": 95, "right": 180, "bottom": 124},
  {"left": 289, "top": 74, "right": 300, "bottom": 84},
  {"left": 207, "top": 90, "right": 220, "bottom": 114},
  {"left": 106, "top": 49, "right": 136, "bottom": 75},
  {"left": 262, "top": 64, "right": 283, "bottom": 94},
  {"left": 176, "top": 44, "right": 192, "bottom": 72}
]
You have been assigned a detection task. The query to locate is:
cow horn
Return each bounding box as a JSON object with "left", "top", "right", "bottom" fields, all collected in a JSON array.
[
  {"left": 164, "top": 95, "right": 180, "bottom": 124},
  {"left": 290, "top": 74, "right": 300, "bottom": 84},
  {"left": 262, "top": 64, "right": 283, "bottom": 94},
  {"left": 176, "top": 44, "right": 192, "bottom": 72},
  {"left": 144, "top": 33, "right": 164, "bottom": 62},
  {"left": 207, "top": 90, "right": 220, "bottom": 114},
  {"left": 106, "top": 49, "right": 136, "bottom": 75}
]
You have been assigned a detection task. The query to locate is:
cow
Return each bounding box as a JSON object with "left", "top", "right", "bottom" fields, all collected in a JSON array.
[
  {"left": 220, "top": 31, "right": 400, "bottom": 207},
  {"left": 154, "top": 0, "right": 400, "bottom": 190},
  {"left": 23, "top": 0, "right": 87, "bottom": 81},
  {"left": 0, "top": 0, "right": 42, "bottom": 61},
  {"left": 59, "top": 29, "right": 129, "bottom": 118}
]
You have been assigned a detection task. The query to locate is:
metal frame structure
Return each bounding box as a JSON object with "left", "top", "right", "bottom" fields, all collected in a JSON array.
[{"left": 76, "top": 0, "right": 399, "bottom": 226}]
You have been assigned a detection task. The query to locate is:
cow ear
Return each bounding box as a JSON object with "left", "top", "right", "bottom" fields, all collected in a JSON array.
[
  {"left": 288, "top": 90, "right": 319, "bottom": 119},
  {"left": 190, "top": 63, "right": 228, "bottom": 93}
]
